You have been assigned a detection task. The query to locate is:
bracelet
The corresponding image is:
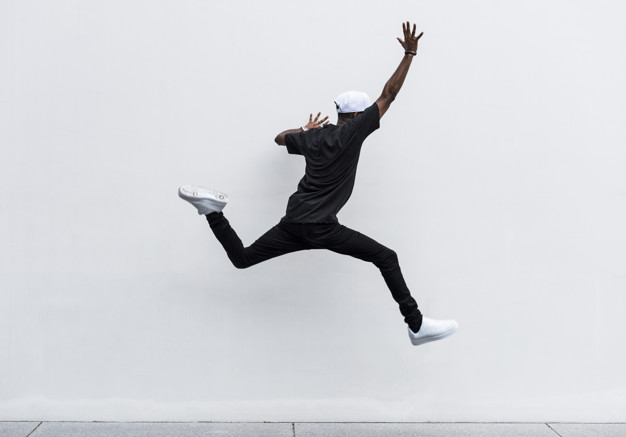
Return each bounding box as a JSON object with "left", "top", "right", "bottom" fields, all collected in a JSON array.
[
  {"left": 301, "top": 125, "right": 308, "bottom": 132},
  {"left": 405, "top": 50, "right": 417, "bottom": 56}
]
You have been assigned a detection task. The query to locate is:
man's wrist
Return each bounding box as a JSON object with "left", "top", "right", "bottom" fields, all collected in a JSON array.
[{"left": 404, "top": 50, "right": 417, "bottom": 56}]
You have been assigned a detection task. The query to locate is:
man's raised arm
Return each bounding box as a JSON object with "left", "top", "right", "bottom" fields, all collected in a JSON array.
[
  {"left": 375, "top": 21, "right": 424, "bottom": 119},
  {"left": 274, "top": 113, "right": 329, "bottom": 146}
]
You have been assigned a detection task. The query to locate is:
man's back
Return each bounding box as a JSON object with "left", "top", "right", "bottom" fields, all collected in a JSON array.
[{"left": 281, "top": 102, "right": 381, "bottom": 224}]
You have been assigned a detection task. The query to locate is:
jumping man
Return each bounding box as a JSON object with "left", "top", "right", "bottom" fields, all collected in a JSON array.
[{"left": 179, "top": 21, "right": 458, "bottom": 346}]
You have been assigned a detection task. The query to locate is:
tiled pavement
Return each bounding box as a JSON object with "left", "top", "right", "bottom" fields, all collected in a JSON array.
[{"left": 1, "top": 421, "right": 625, "bottom": 437}]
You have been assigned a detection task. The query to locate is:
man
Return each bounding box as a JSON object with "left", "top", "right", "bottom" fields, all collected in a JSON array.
[{"left": 179, "top": 21, "right": 458, "bottom": 346}]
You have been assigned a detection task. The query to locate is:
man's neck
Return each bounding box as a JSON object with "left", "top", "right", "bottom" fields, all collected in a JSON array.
[{"left": 336, "top": 112, "right": 359, "bottom": 126}]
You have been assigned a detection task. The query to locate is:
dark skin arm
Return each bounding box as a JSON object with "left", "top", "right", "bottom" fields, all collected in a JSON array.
[
  {"left": 275, "top": 21, "right": 421, "bottom": 144},
  {"left": 375, "top": 21, "right": 424, "bottom": 119},
  {"left": 274, "top": 112, "right": 330, "bottom": 146}
]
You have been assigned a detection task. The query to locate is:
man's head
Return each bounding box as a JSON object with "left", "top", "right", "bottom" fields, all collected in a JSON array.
[{"left": 334, "top": 90, "right": 371, "bottom": 123}]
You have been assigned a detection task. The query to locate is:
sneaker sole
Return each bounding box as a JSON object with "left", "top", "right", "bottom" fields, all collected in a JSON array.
[
  {"left": 178, "top": 186, "right": 228, "bottom": 207},
  {"left": 410, "top": 325, "right": 458, "bottom": 346}
]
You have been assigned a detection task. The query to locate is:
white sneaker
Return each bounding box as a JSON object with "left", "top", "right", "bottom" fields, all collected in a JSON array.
[
  {"left": 408, "top": 317, "right": 458, "bottom": 346},
  {"left": 178, "top": 184, "right": 228, "bottom": 215}
]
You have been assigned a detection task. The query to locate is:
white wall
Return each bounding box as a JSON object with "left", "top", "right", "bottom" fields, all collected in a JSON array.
[{"left": 1, "top": 0, "right": 625, "bottom": 422}]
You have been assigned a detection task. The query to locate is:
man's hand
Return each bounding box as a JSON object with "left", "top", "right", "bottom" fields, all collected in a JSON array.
[
  {"left": 304, "top": 112, "right": 330, "bottom": 130},
  {"left": 396, "top": 21, "right": 423, "bottom": 53}
]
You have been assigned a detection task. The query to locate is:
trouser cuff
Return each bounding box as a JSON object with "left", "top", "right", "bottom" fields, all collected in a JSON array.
[{"left": 407, "top": 311, "right": 423, "bottom": 333}]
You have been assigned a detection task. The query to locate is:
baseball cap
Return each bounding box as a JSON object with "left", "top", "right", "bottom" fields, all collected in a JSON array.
[{"left": 334, "top": 90, "right": 372, "bottom": 113}]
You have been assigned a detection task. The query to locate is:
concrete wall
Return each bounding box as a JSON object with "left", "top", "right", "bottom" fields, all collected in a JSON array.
[{"left": 1, "top": 0, "right": 625, "bottom": 422}]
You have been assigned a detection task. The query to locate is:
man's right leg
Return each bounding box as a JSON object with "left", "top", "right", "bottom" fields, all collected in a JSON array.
[
  {"left": 318, "top": 224, "right": 458, "bottom": 346},
  {"left": 206, "top": 212, "right": 309, "bottom": 269},
  {"left": 316, "top": 224, "right": 423, "bottom": 332}
]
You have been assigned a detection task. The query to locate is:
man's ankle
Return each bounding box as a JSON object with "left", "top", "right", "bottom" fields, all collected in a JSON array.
[
  {"left": 408, "top": 321, "right": 422, "bottom": 333},
  {"left": 205, "top": 211, "right": 223, "bottom": 225},
  {"left": 408, "top": 313, "right": 423, "bottom": 333}
]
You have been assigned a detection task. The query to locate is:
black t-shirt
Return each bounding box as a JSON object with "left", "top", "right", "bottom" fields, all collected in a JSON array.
[{"left": 282, "top": 102, "right": 381, "bottom": 223}]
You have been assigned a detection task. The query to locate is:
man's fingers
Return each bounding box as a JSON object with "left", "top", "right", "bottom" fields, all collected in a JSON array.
[
  {"left": 307, "top": 112, "right": 329, "bottom": 128},
  {"left": 416, "top": 31, "right": 424, "bottom": 40},
  {"left": 412, "top": 23, "right": 416, "bottom": 37}
]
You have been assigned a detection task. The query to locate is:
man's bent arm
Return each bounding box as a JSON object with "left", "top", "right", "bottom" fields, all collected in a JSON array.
[
  {"left": 274, "top": 113, "right": 329, "bottom": 146},
  {"left": 275, "top": 128, "right": 303, "bottom": 146},
  {"left": 376, "top": 21, "right": 423, "bottom": 119}
]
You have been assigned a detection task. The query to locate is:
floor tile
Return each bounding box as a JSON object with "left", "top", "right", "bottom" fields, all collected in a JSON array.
[
  {"left": 548, "top": 423, "right": 626, "bottom": 437},
  {"left": 32, "top": 422, "right": 293, "bottom": 437},
  {"left": 295, "top": 422, "right": 556, "bottom": 437},
  {"left": 0, "top": 422, "right": 41, "bottom": 437}
]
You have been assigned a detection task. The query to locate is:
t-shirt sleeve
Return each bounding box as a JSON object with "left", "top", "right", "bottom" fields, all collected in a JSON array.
[
  {"left": 284, "top": 131, "right": 306, "bottom": 155},
  {"left": 341, "top": 102, "right": 381, "bottom": 145}
]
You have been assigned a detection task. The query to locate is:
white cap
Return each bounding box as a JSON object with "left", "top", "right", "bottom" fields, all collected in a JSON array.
[{"left": 334, "top": 90, "right": 372, "bottom": 113}]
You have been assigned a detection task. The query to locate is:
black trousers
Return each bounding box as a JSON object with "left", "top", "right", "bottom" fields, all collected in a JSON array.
[{"left": 206, "top": 212, "right": 422, "bottom": 332}]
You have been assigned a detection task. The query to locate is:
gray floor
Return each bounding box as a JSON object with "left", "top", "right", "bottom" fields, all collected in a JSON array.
[{"left": 1, "top": 422, "right": 625, "bottom": 437}]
